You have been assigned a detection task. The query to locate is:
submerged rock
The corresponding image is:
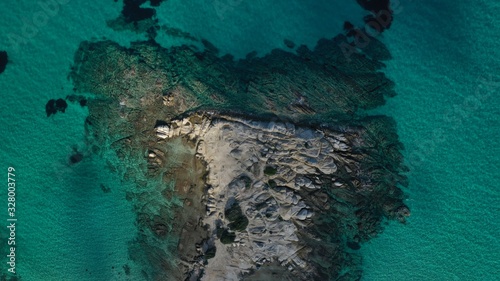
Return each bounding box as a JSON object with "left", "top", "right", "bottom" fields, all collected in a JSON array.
[
  {"left": 66, "top": 94, "right": 88, "bottom": 107},
  {"left": 100, "top": 183, "right": 111, "bottom": 193},
  {"left": 69, "top": 151, "right": 83, "bottom": 164},
  {"left": 347, "top": 241, "right": 361, "bottom": 250},
  {"left": 107, "top": 0, "right": 163, "bottom": 36},
  {"left": 284, "top": 39, "right": 296, "bottom": 49},
  {"left": 0, "top": 51, "right": 7, "bottom": 74},
  {"left": 122, "top": 0, "right": 156, "bottom": 23},
  {"left": 45, "top": 98, "right": 68, "bottom": 117}
]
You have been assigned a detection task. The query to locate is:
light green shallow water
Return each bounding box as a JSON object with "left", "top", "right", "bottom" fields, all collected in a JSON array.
[{"left": 0, "top": 0, "right": 498, "bottom": 280}]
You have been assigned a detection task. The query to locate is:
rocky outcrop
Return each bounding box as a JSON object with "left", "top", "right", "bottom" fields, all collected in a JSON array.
[
  {"left": 153, "top": 113, "right": 409, "bottom": 280},
  {"left": 69, "top": 26, "right": 408, "bottom": 280}
]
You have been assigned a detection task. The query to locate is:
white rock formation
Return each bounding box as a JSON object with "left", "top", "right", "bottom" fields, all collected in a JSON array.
[{"left": 156, "top": 113, "right": 354, "bottom": 280}]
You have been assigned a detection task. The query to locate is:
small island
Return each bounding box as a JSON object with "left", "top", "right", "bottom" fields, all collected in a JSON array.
[{"left": 69, "top": 23, "right": 408, "bottom": 280}]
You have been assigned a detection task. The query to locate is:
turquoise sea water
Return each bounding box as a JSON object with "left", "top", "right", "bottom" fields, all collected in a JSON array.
[
  {"left": 362, "top": 1, "right": 500, "bottom": 280},
  {"left": 0, "top": 0, "right": 498, "bottom": 280},
  {"left": 0, "top": 2, "right": 145, "bottom": 280}
]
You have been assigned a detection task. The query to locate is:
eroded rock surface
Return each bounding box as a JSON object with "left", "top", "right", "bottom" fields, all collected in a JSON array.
[{"left": 153, "top": 113, "right": 409, "bottom": 280}]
